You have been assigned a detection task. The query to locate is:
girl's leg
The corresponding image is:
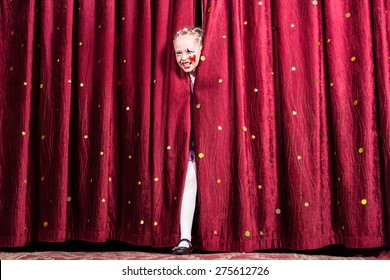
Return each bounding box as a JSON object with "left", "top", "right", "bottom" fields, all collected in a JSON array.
[{"left": 178, "top": 160, "right": 197, "bottom": 247}]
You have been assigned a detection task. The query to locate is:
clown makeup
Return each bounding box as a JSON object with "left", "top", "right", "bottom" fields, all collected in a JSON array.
[
  {"left": 174, "top": 35, "right": 202, "bottom": 74},
  {"left": 189, "top": 54, "right": 196, "bottom": 63}
]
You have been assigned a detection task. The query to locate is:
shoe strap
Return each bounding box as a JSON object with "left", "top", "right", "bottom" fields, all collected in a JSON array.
[{"left": 178, "top": 238, "right": 193, "bottom": 248}]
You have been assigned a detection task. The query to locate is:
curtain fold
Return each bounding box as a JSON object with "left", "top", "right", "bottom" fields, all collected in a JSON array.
[
  {"left": 194, "top": 0, "right": 389, "bottom": 251},
  {"left": 372, "top": 0, "right": 390, "bottom": 243},
  {"left": 0, "top": 0, "right": 389, "bottom": 251},
  {"left": 322, "top": 0, "right": 385, "bottom": 247}
]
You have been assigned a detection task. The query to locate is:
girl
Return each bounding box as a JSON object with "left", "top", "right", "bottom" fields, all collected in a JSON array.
[{"left": 171, "top": 27, "right": 203, "bottom": 255}]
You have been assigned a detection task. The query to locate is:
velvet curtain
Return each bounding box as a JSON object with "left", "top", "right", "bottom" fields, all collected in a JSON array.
[
  {"left": 195, "top": 0, "right": 390, "bottom": 251},
  {"left": 0, "top": 0, "right": 389, "bottom": 252},
  {"left": 0, "top": 0, "right": 196, "bottom": 248}
]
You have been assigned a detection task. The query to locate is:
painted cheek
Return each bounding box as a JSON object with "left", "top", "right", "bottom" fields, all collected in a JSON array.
[{"left": 189, "top": 55, "right": 196, "bottom": 63}]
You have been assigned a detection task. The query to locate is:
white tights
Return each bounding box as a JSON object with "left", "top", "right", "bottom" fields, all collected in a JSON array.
[{"left": 178, "top": 160, "right": 197, "bottom": 247}]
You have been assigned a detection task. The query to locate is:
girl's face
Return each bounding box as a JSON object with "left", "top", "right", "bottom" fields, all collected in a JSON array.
[{"left": 173, "top": 35, "right": 202, "bottom": 74}]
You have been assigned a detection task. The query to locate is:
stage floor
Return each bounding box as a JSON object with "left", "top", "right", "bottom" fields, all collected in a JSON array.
[
  {"left": 0, "top": 251, "right": 374, "bottom": 260},
  {"left": 1, "top": 241, "right": 388, "bottom": 260}
]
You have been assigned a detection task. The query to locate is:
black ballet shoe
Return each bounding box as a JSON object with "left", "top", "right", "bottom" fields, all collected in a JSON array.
[{"left": 172, "top": 238, "right": 193, "bottom": 255}]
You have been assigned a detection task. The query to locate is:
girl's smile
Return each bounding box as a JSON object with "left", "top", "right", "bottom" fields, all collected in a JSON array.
[{"left": 174, "top": 35, "right": 202, "bottom": 74}]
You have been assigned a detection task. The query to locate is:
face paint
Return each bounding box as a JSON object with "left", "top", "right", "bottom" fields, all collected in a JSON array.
[
  {"left": 174, "top": 36, "right": 202, "bottom": 74},
  {"left": 189, "top": 54, "right": 196, "bottom": 63}
]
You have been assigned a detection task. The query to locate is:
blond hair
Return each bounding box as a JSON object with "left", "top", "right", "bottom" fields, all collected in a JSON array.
[{"left": 173, "top": 27, "right": 203, "bottom": 45}]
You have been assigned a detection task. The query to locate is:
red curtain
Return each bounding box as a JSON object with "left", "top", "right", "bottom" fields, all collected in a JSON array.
[
  {"left": 195, "top": 0, "right": 390, "bottom": 251},
  {"left": 0, "top": 0, "right": 389, "bottom": 252}
]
